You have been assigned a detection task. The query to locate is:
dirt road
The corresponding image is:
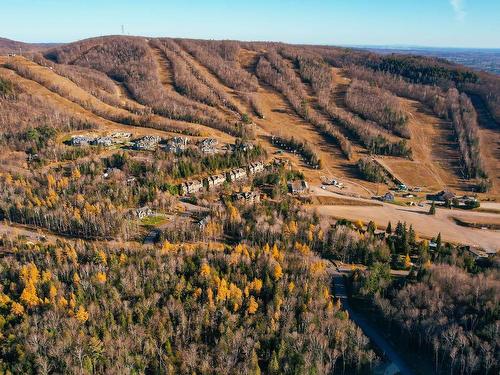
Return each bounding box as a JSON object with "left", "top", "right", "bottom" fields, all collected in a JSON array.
[{"left": 311, "top": 186, "right": 500, "bottom": 252}]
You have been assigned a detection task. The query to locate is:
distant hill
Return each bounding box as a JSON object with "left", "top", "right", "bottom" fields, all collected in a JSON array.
[
  {"left": 0, "top": 37, "right": 62, "bottom": 54},
  {"left": 356, "top": 46, "right": 500, "bottom": 75}
]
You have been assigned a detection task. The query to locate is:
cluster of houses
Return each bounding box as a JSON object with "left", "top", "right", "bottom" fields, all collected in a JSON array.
[
  {"left": 70, "top": 132, "right": 132, "bottom": 147},
  {"left": 134, "top": 206, "right": 154, "bottom": 220},
  {"left": 71, "top": 135, "right": 112, "bottom": 147},
  {"left": 288, "top": 180, "right": 309, "bottom": 195},
  {"left": 133, "top": 135, "right": 162, "bottom": 151},
  {"left": 205, "top": 174, "right": 226, "bottom": 189},
  {"left": 165, "top": 137, "right": 189, "bottom": 154},
  {"left": 179, "top": 180, "right": 204, "bottom": 195},
  {"left": 232, "top": 191, "right": 261, "bottom": 204},
  {"left": 179, "top": 161, "right": 266, "bottom": 195},
  {"left": 427, "top": 190, "right": 479, "bottom": 208},
  {"left": 198, "top": 138, "right": 218, "bottom": 154},
  {"left": 230, "top": 141, "right": 254, "bottom": 153}
]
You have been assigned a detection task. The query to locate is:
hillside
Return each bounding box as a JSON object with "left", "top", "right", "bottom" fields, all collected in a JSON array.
[
  {"left": 0, "top": 37, "right": 60, "bottom": 54},
  {"left": 2, "top": 36, "right": 499, "bottom": 193}
]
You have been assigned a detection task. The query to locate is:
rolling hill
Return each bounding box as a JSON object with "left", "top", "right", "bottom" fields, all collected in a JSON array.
[{"left": 1, "top": 35, "right": 498, "bottom": 197}]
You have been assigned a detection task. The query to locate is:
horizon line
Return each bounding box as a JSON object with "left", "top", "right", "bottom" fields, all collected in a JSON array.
[{"left": 2, "top": 34, "right": 500, "bottom": 51}]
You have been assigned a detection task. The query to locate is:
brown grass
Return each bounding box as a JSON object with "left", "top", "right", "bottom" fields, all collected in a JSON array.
[{"left": 311, "top": 195, "right": 381, "bottom": 206}]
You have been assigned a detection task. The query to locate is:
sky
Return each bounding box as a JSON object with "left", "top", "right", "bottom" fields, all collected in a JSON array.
[{"left": 1, "top": 0, "right": 499, "bottom": 48}]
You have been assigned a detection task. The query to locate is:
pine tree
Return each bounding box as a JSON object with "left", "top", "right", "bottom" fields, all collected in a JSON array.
[
  {"left": 429, "top": 202, "right": 436, "bottom": 215},
  {"left": 386, "top": 221, "right": 392, "bottom": 234},
  {"left": 268, "top": 351, "right": 280, "bottom": 375},
  {"left": 367, "top": 221, "right": 376, "bottom": 233},
  {"left": 408, "top": 225, "right": 416, "bottom": 244},
  {"left": 249, "top": 349, "right": 261, "bottom": 375},
  {"left": 436, "top": 233, "right": 442, "bottom": 251}
]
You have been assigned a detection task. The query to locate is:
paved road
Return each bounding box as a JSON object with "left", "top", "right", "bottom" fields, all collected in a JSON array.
[{"left": 331, "top": 269, "right": 415, "bottom": 375}]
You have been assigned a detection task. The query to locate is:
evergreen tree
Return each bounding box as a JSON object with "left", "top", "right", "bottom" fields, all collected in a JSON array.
[
  {"left": 429, "top": 202, "right": 436, "bottom": 215},
  {"left": 386, "top": 221, "right": 392, "bottom": 234},
  {"left": 408, "top": 225, "right": 416, "bottom": 245}
]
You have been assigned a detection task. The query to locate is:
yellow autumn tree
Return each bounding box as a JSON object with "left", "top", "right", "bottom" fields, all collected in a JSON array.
[
  {"left": 75, "top": 306, "right": 89, "bottom": 323},
  {"left": 161, "top": 240, "right": 175, "bottom": 254},
  {"left": 58, "top": 296, "right": 68, "bottom": 309},
  {"left": 49, "top": 284, "right": 57, "bottom": 303},
  {"left": 263, "top": 243, "right": 270, "bottom": 254},
  {"left": 73, "top": 272, "right": 81, "bottom": 285},
  {"left": 249, "top": 278, "right": 263, "bottom": 293},
  {"left": 69, "top": 293, "right": 76, "bottom": 310},
  {"left": 247, "top": 296, "right": 258, "bottom": 314},
  {"left": 71, "top": 168, "right": 81, "bottom": 180},
  {"left": 228, "top": 283, "right": 243, "bottom": 312},
  {"left": 355, "top": 219, "right": 364, "bottom": 230},
  {"left": 288, "top": 220, "right": 298, "bottom": 235},
  {"left": 271, "top": 244, "right": 280, "bottom": 260},
  {"left": 96, "top": 272, "right": 107, "bottom": 284},
  {"left": 41, "top": 270, "right": 52, "bottom": 283},
  {"left": 0, "top": 292, "right": 11, "bottom": 307},
  {"left": 47, "top": 174, "right": 56, "bottom": 189},
  {"left": 20, "top": 263, "right": 41, "bottom": 308},
  {"left": 207, "top": 288, "right": 215, "bottom": 308},
  {"left": 21, "top": 263, "right": 40, "bottom": 285},
  {"left": 200, "top": 263, "right": 211, "bottom": 278},
  {"left": 404, "top": 254, "right": 412, "bottom": 269},
  {"left": 96, "top": 250, "right": 107, "bottom": 265},
  {"left": 228, "top": 203, "right": 241, "bottom": 222},
  {"left": 273, "top": 264, "right": 283, "bottom": 280},
  {"left": 216, "top": 279, "right": 229, "bottom": 303},
  {"left": 11, "top": 302, "right": 24, "bottom": 316},
  {"left": 193, "top": 288, "right": 202, "bottom": 300},
  {"left": 307, "top": 224, "right": 315, "bottom": 242}
]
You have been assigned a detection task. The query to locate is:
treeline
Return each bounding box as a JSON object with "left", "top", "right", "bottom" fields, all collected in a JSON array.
[
  {"left": 240, "top": 92, "right": 265, "bottom": 119},
  {"left": 271, "top": 135, "right": 321, "bottom": 168},
  {"left": 0, "top": 75, "right": 97, "bottom": 156},
  {"left": 345, "top": 79, "right": 409, "bottom": 138},
  {"left": 45, "top": 36, "right": 250, "bottom": 137},
  {"left": 357, "top": 158, "right": 386, "bottom": 183},
  {"left": 374, "top": 264, "right": 499, "bottom": 375},
  {"left": 30, "top": 52, "right": 142, "bottom": 113},
  {"left": 288, "top": 53, "right": 411, "bottom": 157},
  {"left": 0, "top": 239, "right": 376, "bottom": 374},
  {"left": 256, "top": 51, "right": 353, "bottom": 159},
  {"left": 153, "top": 39, "right": 241, "bottom": 115},
  {"left": 348, "top": 66, "right": 484, "bottom": 178},
  {"left": 177, "top": 39, "right": 259, "bottom": 92}
]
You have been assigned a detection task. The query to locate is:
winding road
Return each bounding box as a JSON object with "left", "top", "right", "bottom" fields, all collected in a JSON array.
[{"left": 331, "top": 267, "right": 415, "bottom": 375}]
